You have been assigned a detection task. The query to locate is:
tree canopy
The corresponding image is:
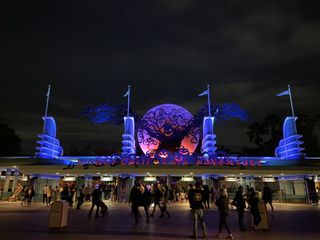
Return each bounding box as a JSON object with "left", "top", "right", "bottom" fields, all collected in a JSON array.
[{"left": 0, "top": 123, "right": 21, "bottom": 156}]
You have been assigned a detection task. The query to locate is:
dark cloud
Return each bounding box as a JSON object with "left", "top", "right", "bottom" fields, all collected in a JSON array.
[{"left": 1, "top": 0, "right": 320, "bottom": 154}]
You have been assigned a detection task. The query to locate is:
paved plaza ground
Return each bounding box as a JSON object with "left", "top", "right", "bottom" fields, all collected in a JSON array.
[{"left": 0, "top": 201, "right": 319, "bottom": 240}]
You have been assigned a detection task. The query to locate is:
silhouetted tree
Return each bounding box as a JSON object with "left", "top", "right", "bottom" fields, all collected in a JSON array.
[
  {"left": 246, "top": 122, "right": 268, "bottom": 146},
  {"left": 0, "top": 123, "right": 21, "bottom": 156},
  {"left": 296, "top": 114, "right": 320, "bottom": 156}
]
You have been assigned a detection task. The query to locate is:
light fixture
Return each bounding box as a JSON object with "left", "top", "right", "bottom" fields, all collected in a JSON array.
[
  {"left": 181, "top": 176, "right": 194, "bottom": 182},
  {"left": 144, "top": 176, "right": 156, "bottom": 182},
  {"left": 55, "top": 172, "right": 60, "bottom": 175}
]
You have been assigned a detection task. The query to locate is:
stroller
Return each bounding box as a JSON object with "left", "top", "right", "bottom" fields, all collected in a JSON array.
[{"left": 100, "top": 200, "right": 109, "bottom": 217}]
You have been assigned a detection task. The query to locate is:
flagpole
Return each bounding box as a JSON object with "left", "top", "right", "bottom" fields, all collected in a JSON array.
[
  {"left": 207, "top": 84, "right": 211, "bottom": 117},
  {"left": 127, "top": 85, "right": 130, "bottom": 117},
  {"left": 44, "top": 85, "right": 51, "bottom": 118},
  {"left": 43, "top": 84, "right": 51, "bottom": 133},
  {"left": 288, "top": 85, "right": 297, "bottom": 134}
]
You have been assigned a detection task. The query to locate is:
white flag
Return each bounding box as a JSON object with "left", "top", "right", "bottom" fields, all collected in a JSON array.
[
  {"left": 198, "top": 90, "right": 208, "bottom": 96},
  {"left": 276, "top": 90, "right": 289, "bottom": 97}
]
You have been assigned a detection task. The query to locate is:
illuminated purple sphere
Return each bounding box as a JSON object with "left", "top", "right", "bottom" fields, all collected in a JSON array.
[{"left": 137, "top": 104, "right": 199, "bottom": 154}]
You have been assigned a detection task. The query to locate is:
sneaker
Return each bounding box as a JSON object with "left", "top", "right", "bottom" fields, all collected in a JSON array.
[{"left": 226, "top": 234, "right": 234, "bottom": 239}]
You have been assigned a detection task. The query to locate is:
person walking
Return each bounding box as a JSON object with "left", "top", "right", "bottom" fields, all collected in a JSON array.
[
  {"left": 248, "top": 188, "right": 261, "bottom": 230},
  {"left": 42, "top": 184, "right": 49, "bottom": 205},
  {"left": 159, "top": 184, "right": 170, "bottom": 218},
  {"left": 188, "top": 182, "right": 207, "bottom": 239},
  {"left": 53, "top": 186, "right": 60, "bottom": 201},
  {"left": 233, "top": 186, "right": 246, "bottom": 231},
  {"left": 84, "top": 185, "right": 92, "bottom": 202},
  {"left": 88, "top": 185, "right": 102, "bottom": 219},
  {"left": 47, "top": 186, "right": 54, "bottom": 205},
  {"left": 203, "top": 185, "right": 210, "bottom": 209},
  {"left": 76, "top": 185, "right": 85, "bottom": 210},
  {"left": 150, "top": 184, "right": 163, "bottom": 218},
  {"left": 262, "top": 183, "right": 274, "bottom": 217},
  {"left": 20, "top": 186, "right": 28, "bottom": 206},
  {"left": 26, "top": 186, "right": 35, "bottom": 205},
  {"left": 129, "top": 183, "right": 143, "bottom": 224},
  {"left": 215, "top": 189, "right": 234, "bottom": 239}
]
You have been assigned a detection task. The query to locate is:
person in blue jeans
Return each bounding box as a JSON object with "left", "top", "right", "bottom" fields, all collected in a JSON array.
[{"left": 188, "top": 182, "right": 207, "bottom": 239}]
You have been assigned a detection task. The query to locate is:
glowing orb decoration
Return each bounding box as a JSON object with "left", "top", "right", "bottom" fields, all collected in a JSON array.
[{"left": 137, "top": 104, "right": 199, "bottom": 154}]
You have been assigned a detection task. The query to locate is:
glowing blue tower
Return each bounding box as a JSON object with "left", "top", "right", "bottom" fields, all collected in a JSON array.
[
  {"left": 201, "top": 117, "right": 217, "bottom": 155},
  {"left": 122, "top": 85, "right": 136, "bottom": 156},
  {"left": 122, "top": 117, "right": 136, "bottom": 156},
  {"left": 35, "top": 85, "right": 63, "bottom": 159},
  {"left": 35, "top": 116, "right": 63, "bottom": 159},
  {"left": 275, "top": 116, "right": 305, "bottom": 160}
]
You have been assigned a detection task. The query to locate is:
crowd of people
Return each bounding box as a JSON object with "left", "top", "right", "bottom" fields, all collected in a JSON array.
[
  {"left": 2, "top": 180, "right": 277, "bottom": 239},
  {"left": 127, "top": 181, "right": 275, "bottom": 239}
]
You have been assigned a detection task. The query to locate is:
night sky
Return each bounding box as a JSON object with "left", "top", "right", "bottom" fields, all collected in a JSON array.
[{"left": 1, "top": 1, "right": 320, "bottom": 155}]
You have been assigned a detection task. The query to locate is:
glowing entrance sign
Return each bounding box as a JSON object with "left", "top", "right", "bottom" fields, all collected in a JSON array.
[{"left": 75, "top": 150, "right": 265, "bottom": 168}]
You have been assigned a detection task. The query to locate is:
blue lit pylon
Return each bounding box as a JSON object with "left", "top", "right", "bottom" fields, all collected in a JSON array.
[
  {"left": 35, "top": 116, "right": 63, "bottom": 159},
  {"left": 275, "top": 116, "right": 305, "bottom": 160},
  {"left": 201, "top": 117, "right": 217, "bottom": 155}
]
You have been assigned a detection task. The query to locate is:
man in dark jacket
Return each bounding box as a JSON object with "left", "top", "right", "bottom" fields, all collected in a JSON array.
[
  {"left": 233, "top": 186, "right": 246, "bottom": 231},
  {"left": 88, "top": 185, "right": 102, "bottom": 219},
  {"left": 215, "top": 189, "right": 234, "bottom": 239},
  {"left": 262, "top": 183, "right": 274, "bottom": 217},
  {"left": 129, "top": 184, "right": 142, "bottom": 224},
  {"left": 129, "top": 183, "right": 150, "bottom": 224},
  {"left": 188, "top": 182, "right": 207, "bottom": 239}
]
